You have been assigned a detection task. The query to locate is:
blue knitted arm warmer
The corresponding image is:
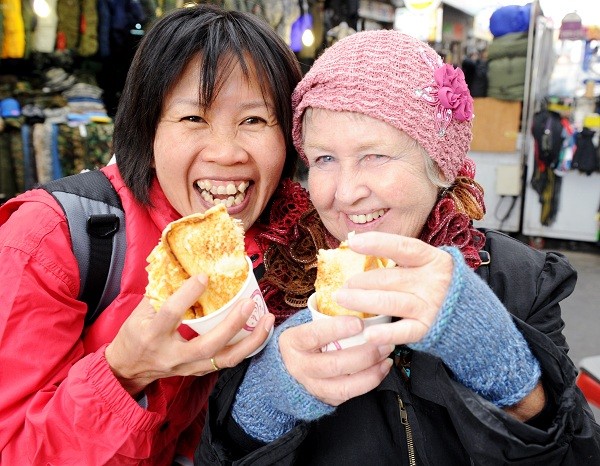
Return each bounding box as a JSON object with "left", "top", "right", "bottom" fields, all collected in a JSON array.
[
  {"left": 409, "top": 247, "right": 541, "bottom": 407},
  {"left": 232, "top": 310, "right": 335, "bottom": 443}
]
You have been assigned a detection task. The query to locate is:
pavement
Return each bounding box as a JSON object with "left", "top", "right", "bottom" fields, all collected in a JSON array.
[{"left": 542, "top": 239, "right": 600, "bottom": 421}]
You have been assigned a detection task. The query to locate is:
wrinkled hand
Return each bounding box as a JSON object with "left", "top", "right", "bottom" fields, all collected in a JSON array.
[
  {"left": 105, "top": 274, "right": 275, "bottom": 397},
  {"left": 279, "top": 316, "right": 394, "bottom": 406},
  {"left": 336, "top": 232, "right": 454, "bottom": 346}
]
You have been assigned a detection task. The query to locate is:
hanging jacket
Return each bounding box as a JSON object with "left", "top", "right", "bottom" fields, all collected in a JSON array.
[
  {"left": 572, "top": 127, "right": 600, "bottom": 175},
  {"left": 79, "top": 0, "right": 99, "bottom": 56},
  {"left": 486, "top": 32, "right": 529, "bottom": 101},
  {"left": 1, "top": 0, "right": 25, "bottom": 58},
  {"left": 197, "top": 230, "right": 600, "bottom": 465},
  {"left": 0, "top": 163, "right": 217, "bottom": 465},
  {"left": 532, "top": 109, "right": 565, "bottom": 171},
  {"left": 32, "top": 0, "right": 58, "bottom": 53},
  {"left": 56, "top": 0, "right": 80, "bottom": 50}
]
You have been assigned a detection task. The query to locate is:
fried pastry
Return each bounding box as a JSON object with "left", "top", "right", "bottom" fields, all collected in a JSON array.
[
  {"left": 145, "top": 204, "right": 247, "bottom": 319},
  {"left": 315, "top": 240, "right": 393, "bottom": 318}
]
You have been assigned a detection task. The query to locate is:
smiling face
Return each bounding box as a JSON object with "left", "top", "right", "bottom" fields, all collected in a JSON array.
[
  {"left": 153, "top": 54, "right": 286, "bottom": 230},
  {"left": 305, "top": 108, "right": 440, "bottom": 242}
]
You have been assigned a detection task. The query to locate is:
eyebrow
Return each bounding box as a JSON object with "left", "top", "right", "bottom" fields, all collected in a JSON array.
[
  {"left": 167, "top": 98, "right": 274, "bottom": 112},
  {"left": 305, "top": 140, "right": 396, "bottom": 153},
  {"left": 237, "top": 100, "right": 275, "bottom": 112}
]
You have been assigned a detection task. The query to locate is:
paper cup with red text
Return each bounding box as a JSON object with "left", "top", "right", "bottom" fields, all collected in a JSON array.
[
  {"left": 182, "top": 256, "right": 272, "bottom": 356},
  {"left": 307, "top": 292, "right": 391, "bottom": 351}
]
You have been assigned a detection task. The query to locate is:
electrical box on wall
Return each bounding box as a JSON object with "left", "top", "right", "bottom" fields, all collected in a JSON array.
[{"left": 495, "top": 165, "right": 522, "bottom": 197}]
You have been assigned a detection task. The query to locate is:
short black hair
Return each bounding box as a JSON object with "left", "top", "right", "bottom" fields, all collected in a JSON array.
[{"left": 113, "top": 4, "right": 303, "bottom": 205}]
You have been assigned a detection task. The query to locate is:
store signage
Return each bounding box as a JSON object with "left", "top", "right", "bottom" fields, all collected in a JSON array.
[
  {"left": 403, "top": 0, "right": 441, "bottom": 13},
  {"left": 559, "top": 12, "right": 587, "bottom": 41}
]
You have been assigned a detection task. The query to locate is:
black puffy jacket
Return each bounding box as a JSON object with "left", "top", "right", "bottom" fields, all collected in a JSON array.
[{"left": 197, "top": 230, "right": 600, "bottom": 465}]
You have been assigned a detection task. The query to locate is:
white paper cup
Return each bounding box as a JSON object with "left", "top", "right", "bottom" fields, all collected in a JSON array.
[
  {"left": 182, "top": 256, "right": 272, "bottom": 356},
  {"left": 307, "top": 292, "right": 391, "bottom": 351}
]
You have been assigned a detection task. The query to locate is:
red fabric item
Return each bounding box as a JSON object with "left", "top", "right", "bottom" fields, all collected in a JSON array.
[
  {"left": 245, "top": 224, "right": 265, "bottom": 269},
  {"left": 56, "top": 31, "right": 66, "bottom": 50},
  {"left": 0, "top": 164, "right": 216, "bottom": 464},
  {"left": 80, "top": 13, "right": 87, "bottom": 34},
  {"left": 576, "top": 371, "right": 600, "bottom": 408}
]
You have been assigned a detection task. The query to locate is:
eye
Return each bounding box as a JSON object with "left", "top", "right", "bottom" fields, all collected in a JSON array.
[
  {"left": 181, "top": 116, "right": 206, "bottom": 123},
  {"left": 312, "top": 154, "right": 335, "bottom": 169},
  {"left": 241, "top": 116, "right": 268, "bottom": 126},
  {"left": 361, "top": 153, "right": 391, "bottom": 166}
]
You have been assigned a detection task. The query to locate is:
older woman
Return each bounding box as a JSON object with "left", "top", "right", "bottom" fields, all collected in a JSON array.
[{"left": 197, "top": 30, "right": 600, "bottom": 464}]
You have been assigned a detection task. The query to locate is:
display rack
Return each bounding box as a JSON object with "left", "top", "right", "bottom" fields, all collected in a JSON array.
[
  {"left": 474, "top": 4, "right": 600, "bottom": 243},
  {"left": 472, "top": 2, "right": 542, "bottom": 233},
  {"left": 521, "top": 16, "right": 600, "bottom": 242}
]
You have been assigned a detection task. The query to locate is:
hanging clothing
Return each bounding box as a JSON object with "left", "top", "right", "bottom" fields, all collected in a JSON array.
[
  {"left": 1, "top": 0, "right": 26, "bottom": 58},
  {"left": 572, "top": 127, "right": 600, "bottom": 175},
  {"left": 32, "top": 0, "right": 58, "bottom": 52}
]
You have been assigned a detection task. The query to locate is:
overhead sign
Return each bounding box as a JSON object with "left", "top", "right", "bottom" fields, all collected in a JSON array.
[{"left": 403, "top": 0, "right": 441, "bottom": 13}]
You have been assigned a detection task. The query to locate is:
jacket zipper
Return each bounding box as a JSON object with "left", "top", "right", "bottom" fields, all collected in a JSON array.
[{"left": 397, "top": 395, "right": 416, "bottom": 466}]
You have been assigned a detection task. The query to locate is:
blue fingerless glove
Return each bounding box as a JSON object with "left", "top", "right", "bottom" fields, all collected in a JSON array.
[
  {"left": 232, "top": 310, "right": 335, "bottom": 443},
  {"left": 409, "top": 246, "right": 541, "bottom": 407}
]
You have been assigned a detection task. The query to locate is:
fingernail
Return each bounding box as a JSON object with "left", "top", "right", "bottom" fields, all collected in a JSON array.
[
  {"left": 264, "top": 314, "right": 274, "bottom": 333},
  {"left": 333, "top": 289, "right": 348, "bottom": 304},
  {"left": 379, "top": 344, "right": 394, "bottom": 357},
  {"left": 196, "top": 274, "right": 208, "bottom": 286},
  {"left": 348, "top": 317, "right": 363, "bottom": 334},
  {"left": 380, "top": 358, "right": 393, "bottom": 374},
  {"left": 241, "top": 300, "right": 254, "bottom": 317},
  {"left": 348, "top": 233, "right": 364, "bottom": 248}
]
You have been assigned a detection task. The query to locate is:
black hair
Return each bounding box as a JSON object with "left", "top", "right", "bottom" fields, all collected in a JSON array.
[{"left": 113, "top": 4, "right": 303, "bottom": 205}]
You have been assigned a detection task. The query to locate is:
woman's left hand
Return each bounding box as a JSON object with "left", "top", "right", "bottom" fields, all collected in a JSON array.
[{"left": 336, "top": 231, "right": 454, "bottom": 346}]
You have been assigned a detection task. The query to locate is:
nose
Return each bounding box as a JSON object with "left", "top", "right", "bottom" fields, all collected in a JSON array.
[
  {"left": 334, "top": 166, "right": 370, "bottom": 205},
  {"left": 201, "top": 128, "right": 249, "bottom": 165}
]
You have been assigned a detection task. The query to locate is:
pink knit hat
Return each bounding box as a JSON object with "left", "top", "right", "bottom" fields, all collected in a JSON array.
[{"left": 292, "top": 30, "right": 474, "bottom": 183}]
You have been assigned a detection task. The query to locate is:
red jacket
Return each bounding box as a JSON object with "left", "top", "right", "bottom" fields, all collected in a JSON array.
[{"left": 0, "top": 164, "right": 217, "bottom": 465}]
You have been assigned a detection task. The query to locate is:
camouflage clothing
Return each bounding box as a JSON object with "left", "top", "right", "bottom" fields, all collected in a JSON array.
[{"left": 55, "top": 122, "right": 113, "bottom": 176}]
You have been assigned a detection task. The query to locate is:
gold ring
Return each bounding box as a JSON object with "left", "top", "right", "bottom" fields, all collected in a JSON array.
[{"left": 210, "top": 357, "right": 220, "bottom": 372}]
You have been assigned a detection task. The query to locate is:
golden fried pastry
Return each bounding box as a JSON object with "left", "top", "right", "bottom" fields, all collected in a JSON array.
[
  {"left": 145, "top": 204, "right": 247, "bottom": 319},
  {"left": 315, "top": 240, "right": 393, "bottom": 318}
]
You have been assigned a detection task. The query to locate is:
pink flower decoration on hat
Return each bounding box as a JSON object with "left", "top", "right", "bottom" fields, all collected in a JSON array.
[
  {"left": 435, "top": 65, "right": 473, "bottom": 122},
  {"left": 415, "top": 49, "right": 473, "bottom": 137}
]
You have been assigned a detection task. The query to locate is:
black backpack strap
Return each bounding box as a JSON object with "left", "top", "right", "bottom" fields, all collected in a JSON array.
[{"left": 41, "top": 170, "right": 126, "bottom": 325}]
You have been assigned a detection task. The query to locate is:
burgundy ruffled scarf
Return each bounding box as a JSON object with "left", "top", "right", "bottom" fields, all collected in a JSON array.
[
  {"left": 420, "top": 158, "right": 486, "bottom": 269},
  {"left": 257, "top": 165, "right": 486, "bottom": 324}
]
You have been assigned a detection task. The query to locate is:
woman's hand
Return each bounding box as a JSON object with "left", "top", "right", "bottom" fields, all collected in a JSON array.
[
  {"left": 278, "top": 316, "right": 394, "bottom": 406},
  {"left": 105, "top": 274, "right": 275, "bottom": 397},
  {"left": 336, "top": 232, "right": 454, "bottom": 347}
]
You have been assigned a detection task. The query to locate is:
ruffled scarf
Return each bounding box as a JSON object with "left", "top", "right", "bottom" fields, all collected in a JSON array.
[{"left": 257, "top": 164, "right": 486, "bottom": 324}]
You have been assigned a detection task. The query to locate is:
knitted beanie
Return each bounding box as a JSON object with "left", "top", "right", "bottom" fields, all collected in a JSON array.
[{"left": 292, "top": 30, "right": 474, "bottom": 183}]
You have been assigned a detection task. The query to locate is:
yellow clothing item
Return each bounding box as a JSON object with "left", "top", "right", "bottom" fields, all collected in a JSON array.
[{"left": 1, "top": 0, "right": 26, "bottom": 58}]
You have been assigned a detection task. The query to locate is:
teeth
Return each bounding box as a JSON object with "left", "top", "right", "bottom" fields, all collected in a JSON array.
[
  {"left": 196, "top": 180, "right": 250, "bottom": 207},
  {"left": 349, "top": 209, "right": 385, "bottom": 224}
]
